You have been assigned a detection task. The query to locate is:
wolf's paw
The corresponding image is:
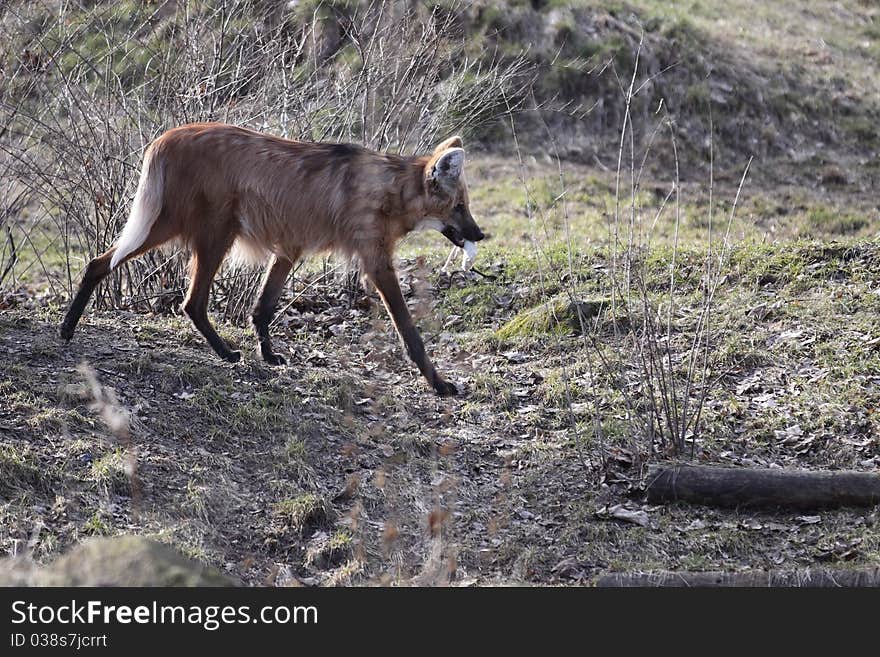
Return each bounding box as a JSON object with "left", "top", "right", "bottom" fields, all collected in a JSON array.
[
  {"left": 263, "top": 352, "right": 287, "bottom": 366},
  {"left": 221, "top": 350, "right": 242, "bottom": 364},
  {"left": 433, "top": 378, "right": 459, "bottom": 397}
]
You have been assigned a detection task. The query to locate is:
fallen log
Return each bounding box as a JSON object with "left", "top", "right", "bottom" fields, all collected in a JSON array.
[
  {"left": 596, "top": 568, "right": 880, "bottom": 587},
  {"left": 646, "top": 464, "right": 880, "bottom": 509}
]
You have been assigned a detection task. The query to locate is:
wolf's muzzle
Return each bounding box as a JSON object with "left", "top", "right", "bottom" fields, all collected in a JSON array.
[{"left": 442, "top": 224, "right": 485, "bottom": 247}]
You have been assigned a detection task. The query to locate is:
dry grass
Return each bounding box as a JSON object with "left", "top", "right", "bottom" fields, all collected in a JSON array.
[{"left": 1, "top": 0, "right": 879, "bottom": 585}]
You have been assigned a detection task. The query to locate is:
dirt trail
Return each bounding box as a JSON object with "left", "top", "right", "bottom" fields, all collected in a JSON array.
[{"left": 0, "top": 307, "right": 549, "bottom": 584}]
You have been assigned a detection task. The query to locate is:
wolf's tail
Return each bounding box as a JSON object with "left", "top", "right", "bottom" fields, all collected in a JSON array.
[{"left": 110, "top": 146, "right": 164, "bottom": 270}]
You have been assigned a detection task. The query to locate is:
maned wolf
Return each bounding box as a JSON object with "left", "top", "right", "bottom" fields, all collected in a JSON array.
[{"left": 59, "top": 123, "right": 485, "bottom": 396}]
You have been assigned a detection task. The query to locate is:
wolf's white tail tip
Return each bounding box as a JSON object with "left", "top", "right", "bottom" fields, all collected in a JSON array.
[{"left": 109, "top": 149, "right": 163, "bottom": 270}]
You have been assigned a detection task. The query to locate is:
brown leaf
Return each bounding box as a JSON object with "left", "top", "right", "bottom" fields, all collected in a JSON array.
[
  {"left": 428, "top": 507, "right": 449, "bottom": 537},
  {"left": 439, "top": 440, "right": 457, "bottom": 457},
  {"left": 382, "top": 521, "right": 399, "bottom": 547}
]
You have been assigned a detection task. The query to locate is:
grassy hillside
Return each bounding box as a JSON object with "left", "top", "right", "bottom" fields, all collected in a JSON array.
[
  {"left": 465, "top": 0, "right": 880, "bottom": 181},
  {"left": 2, "top": 238, "right": 878, "bottom": 583},
  {"left": 0, "top": 0, "right": 878, "bottom": 584}
]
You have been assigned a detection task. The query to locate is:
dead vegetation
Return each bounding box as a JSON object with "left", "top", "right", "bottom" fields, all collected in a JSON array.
[
  {"left": 1, "top": 236, "right": 879, "bottom": 584},
  {"left": 1, "top": 0, "right": 879, "bottom": 585}
]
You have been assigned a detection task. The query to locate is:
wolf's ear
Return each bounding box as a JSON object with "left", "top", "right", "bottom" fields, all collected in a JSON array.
[
  {"left": 433, "top": 136, "right": 463, "bottom": 154},
  {"left": 426, "top": 147, "right": 465, "bottom": 191}
]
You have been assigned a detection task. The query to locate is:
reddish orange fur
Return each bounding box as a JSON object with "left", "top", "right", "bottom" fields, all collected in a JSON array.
[
  {"left": 60, "top": 123, "right": 485, "bottom": 396},
  {"left": 144, "top": 124, "right": 433, "bottom": 270}
]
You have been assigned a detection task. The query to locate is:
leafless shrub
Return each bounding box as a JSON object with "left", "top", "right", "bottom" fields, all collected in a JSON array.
[
  {"left": 0, "top": 0, "right": 532, "bottom": 321},
  {"left": 593, "top": 42, "right": 752, "bottom": 458},
  {"left": 506, "top": 37, "right": 751, "bottom": 464}
]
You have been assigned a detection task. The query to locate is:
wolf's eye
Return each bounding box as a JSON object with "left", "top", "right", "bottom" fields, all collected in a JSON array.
[{"left": 454, "top": 203, "right": 465, "bottom": 213}]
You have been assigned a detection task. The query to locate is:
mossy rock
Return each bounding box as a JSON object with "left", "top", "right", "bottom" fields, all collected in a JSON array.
[
  {"left": 0, "top": 536, "right": 237, "bottom": 586},
  {"left": 495, "top": 297, "right": 610, "bottom": 340}
]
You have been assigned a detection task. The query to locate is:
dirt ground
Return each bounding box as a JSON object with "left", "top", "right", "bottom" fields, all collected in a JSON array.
[
  {"left": 2, "top": 0, "right": 879, "bottom": 587},
  {"left": 1, "top": 240, "right": 878, "bottom": 585}
]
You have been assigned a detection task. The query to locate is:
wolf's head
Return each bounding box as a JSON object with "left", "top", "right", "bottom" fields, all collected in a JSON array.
[{"left": 420, "top": 137, "right": 485, "bottom": 248}]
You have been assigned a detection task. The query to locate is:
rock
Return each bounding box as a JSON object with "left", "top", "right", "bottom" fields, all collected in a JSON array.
[
  {"left": 495, "top": 296, "right": 614, "bottom": 340},
  {"left": 0, "top": 535, "right": 237, "bottom": 586}
]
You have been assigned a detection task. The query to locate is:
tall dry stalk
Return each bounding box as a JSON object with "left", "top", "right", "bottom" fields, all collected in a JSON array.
[{"left": 502, "top": 33, "right": 752, "bottom": 463}]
